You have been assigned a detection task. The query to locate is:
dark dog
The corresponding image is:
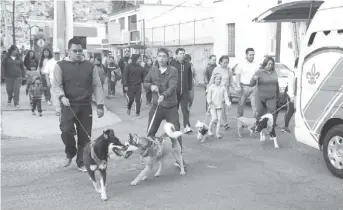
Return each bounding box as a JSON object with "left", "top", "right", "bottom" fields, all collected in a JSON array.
[
  {"left": 255, "top": 113, "right": 280, "bottom": 148},
  {"left": 83, "top": 129, "right": 132, "bottom": 201}
]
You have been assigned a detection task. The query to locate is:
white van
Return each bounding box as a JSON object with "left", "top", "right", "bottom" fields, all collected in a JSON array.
[
  {"left": 254, "top": 0, "right": 343, "bottom": 178},
  {"left": 295, "top": 1, "right": 343, "bottom": 179}
]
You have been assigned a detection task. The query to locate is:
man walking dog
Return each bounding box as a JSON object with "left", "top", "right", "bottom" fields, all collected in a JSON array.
[
  {"left": 144, "top": 48, "right": 184, "bottom": 155},
  {"left": 52, "top": 38, "right": 105, "bottom": 172}
]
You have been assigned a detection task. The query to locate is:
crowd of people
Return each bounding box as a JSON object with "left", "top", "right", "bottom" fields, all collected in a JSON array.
[{"left": 1, "top": 39, "right": 297, "bottom": 171}]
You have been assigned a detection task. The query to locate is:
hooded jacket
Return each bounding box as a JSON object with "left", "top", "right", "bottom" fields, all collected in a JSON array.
[
  {"left": 170, "top": 59, "right": 193, "bottom": 95},
  {"left": 52, "top": 57, "right": 104, "bottom": 107},
  {"left": 30, "top": 77, "right": 46, "bottom": 99},
  {"left": 122, "top": 54, "right": 144, "bottom": 87}
]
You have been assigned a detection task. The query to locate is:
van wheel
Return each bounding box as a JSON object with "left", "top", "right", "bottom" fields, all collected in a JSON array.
[{"left": 323, "top": 124, "right": 343, "bottom": 179}]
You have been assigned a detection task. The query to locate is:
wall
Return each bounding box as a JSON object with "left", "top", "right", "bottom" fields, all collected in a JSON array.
[
  {"left": 145, "top": 43, "right": 213, "bottom": 83},
  {"left": 213, "top": 0, "right": 307, "bottom": 69},
  {"left": 140, "top": 5, "right": 214, "bottom": 46}
]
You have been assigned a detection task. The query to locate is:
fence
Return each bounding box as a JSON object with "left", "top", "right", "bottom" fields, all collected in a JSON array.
[{"left": 144, "top": 17, "right": 214, "bottom": 47}]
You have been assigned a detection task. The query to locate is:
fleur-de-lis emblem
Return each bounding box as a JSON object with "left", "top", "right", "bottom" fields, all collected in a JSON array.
[{"left": 306, "top": 64, "right": 320, "bottom": 85}]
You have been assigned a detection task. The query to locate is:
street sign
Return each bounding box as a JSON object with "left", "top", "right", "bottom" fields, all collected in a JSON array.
[{"left": 37, "top": 39, "right": 45, "bottom": 48}]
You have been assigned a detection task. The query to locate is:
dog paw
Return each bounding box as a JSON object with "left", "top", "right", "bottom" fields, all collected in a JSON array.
[
  {"left": 180, "top": 170, "right": 186, "bottom": 176},
  {"left": 154, "top": 173, "right": 161, "bottom": 177},
  {"left": 101, "top": 194, "right": 108, "bottom": 201},
  {"left": 141, "top": 176, "right": 148, "bottom": 181},
  {"left": 274, "top": 145, "right": 280, "bottom": 149},
  {"left": 130, "top": 180, "right": 139, "bottom": 186}
]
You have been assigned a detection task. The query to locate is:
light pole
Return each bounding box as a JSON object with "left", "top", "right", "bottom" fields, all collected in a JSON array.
[{"left": 12, "top": 0, "right": 15, "bottom": 45}]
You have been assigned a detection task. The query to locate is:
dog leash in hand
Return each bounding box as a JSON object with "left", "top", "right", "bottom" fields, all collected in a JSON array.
[
  {"left": 68, "top": 106, "right": 91, "bottom": 140},
  {"left": 271, "top": 101, "right": 290, "bottom": 115}
]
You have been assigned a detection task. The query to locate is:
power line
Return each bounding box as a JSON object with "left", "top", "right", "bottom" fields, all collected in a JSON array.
[{"left": 145, "top": 0, "right": 190, "bottom": 23}]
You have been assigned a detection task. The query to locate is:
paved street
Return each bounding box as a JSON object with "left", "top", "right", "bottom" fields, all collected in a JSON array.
[{"left": 1, "top": 84, "right": 342, "bottom": 210}]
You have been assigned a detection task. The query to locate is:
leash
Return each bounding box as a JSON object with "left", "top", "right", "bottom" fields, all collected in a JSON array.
[
  {"left": 146, "top": 91, "right": 161, "bottom": 135},
  {"left": 68, "top": 106, "right": 103, "bottom": 165},
  {"left": 271, "top": 101, "right": 290, "bottom": 115}
]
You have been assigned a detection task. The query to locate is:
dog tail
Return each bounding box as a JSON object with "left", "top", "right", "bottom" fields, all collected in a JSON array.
[{"left": 164, "top": 122, "right": 183, "bottom": 139}]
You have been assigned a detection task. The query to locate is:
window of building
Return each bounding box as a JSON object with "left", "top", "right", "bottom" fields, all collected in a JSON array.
[
  {"left": 227, "top": 23, "right": 235, "bottom": 57},
  {"left": 128, "top": 14, "right": 137, "bottom": 31},
  {"left": 119, "top": 17, "right": 125, "bottom": 30}
]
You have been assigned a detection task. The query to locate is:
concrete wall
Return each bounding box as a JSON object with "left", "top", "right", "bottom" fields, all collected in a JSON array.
[{"left": 145, "top": 43, "right": 213, "bottom": 84}]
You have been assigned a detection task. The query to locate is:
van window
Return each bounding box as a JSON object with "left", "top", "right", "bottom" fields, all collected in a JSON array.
[
  {"left": 308, "top": 32, "right": 317, "bottom": 47},
  {"left": 338, "top": 29, "right": 343, "bottom": 35}
]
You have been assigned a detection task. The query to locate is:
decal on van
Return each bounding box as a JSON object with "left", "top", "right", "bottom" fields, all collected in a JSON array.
[{"left": 306, "top": 64, "right": 320, "bottom": 85}]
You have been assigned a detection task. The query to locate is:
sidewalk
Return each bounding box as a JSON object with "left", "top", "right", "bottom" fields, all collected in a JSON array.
[{"left": 1, "top": 85, "right": 122, "bottom": 138}]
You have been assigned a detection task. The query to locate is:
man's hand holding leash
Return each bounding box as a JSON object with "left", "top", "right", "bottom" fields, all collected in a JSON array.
[{"left": 61, "top": 96, "right": 70, "bottom": 106}]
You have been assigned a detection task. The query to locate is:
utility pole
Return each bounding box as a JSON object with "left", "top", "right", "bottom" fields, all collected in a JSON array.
[
  {"left": 275, "top": 0, "right": 282, "bottom": 62},
  {"left": 12, "top": 0, "right": 15, "bottom": 45}
]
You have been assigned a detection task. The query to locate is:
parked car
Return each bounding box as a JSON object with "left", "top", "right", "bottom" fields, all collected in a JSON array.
[{"left": 230, "top": 63, "right": 291, "bottom": 107}]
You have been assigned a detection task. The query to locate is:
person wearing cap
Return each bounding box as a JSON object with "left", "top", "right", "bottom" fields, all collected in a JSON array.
[{"left": 46, "top": 48, "right": 61, "bottom": 115}]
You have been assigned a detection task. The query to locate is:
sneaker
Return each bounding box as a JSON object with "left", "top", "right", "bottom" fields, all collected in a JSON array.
[
  {"left": 32, "top": 111, "right": 36, "bottom": 115},
  {"left": 78, "top": 165, "right": 87, "bottom": 172},
  {"left": 135, "top": 114, "right": 141, "bottom": 119},
  {"left": 63, "top": 158, "right": 72, "bottom": 167},
  {"left": 39, "top": 113, "right": 42, "bottom": 117},
  {"left": 184, "top": 126, "right": 193, "bottom": 134},
  {"left": 14, "top": 105, "right": 20, "bottom": 109},
  {"left": 281, "top": 127, "right": 291, "bottom": 133},
  {"left": 55, "top": 112, "right": 60, "bottom": 116},
  {"left": 7, "top": 101, "right": 11, "bottom": 106},
  {"left": 47, "top": 101, "right": 52, "bottom": 106},
  {"left": 127, "top": 109, "right": 131, "bottom": 115},
  {"left": 208, "top": 131, "right": 214, "bottom": 136}
]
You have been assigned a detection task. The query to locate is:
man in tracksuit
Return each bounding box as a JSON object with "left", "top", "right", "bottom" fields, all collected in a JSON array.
[
  {"left": 52, "top": 38, "right": 105, "bottom": 172},
  {"left": 123, "top": 54, "right": 144, "bottom": 118},
  {"left": 144, "top": 48, "right": 185, "bottom": 165},
  {"left": 170, "top": 48, "right": 193, "bottom": 134}
]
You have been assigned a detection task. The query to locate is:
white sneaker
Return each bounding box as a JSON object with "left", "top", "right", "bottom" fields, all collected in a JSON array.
[
  {"left": 184, "top": 126, "right": 193, "bottom": 134},
  {"left": 208, "top": 131, "right": 214, "bottom": 136}
]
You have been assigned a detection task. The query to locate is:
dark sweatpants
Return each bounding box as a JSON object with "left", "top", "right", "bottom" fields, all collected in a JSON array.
[
  {"left": 127, "top": 85, "right": 142, "bottom": 115},
  {"left": 177, "top": 92, "right": 190, "bottom": 128},
  {"left": 145, "top": 90, "right": 152, "bottom": 105},
  {"left": 6, "top": 77, "right": 22, "bottom": 105},
  {"left": 147, "top": 105, "right": 183, "bottom": 149},
  {"left": 255, "top": 94, "right": 277, "bottom": 135},
  {"left": 60, "top": 104, "right": 92, "bottom": 167}
]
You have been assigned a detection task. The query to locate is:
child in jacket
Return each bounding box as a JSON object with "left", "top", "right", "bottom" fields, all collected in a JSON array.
[
  {"left": 207, "top": 73, "right": 231, "bottom": 138},
  {"left": 29, "top": 77, "right": 46, "bottom": 116}
]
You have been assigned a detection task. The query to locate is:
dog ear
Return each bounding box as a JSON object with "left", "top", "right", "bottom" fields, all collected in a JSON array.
[{"left": 103, "top": 130, "right": 108, "bottom": 139}]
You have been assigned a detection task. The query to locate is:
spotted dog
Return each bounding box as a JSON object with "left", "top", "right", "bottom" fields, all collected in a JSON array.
[
  {"left": 254, "top": 113, "right": 280, "bottom": 148},
  {"left": 124, "top": 122, "right": 185, "bottom": 186},
  {"left": 83, "top": 129, "right": 132, "bottom": 201}
]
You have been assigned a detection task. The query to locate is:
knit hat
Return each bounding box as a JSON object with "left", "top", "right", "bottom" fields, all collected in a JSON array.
[{"left": 213, "top": 73, "right": 222, "bottom": 79}]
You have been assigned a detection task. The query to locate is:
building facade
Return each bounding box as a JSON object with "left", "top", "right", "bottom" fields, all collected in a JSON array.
[{"left": 213, "top": 0, "right": 309, "bottom": 69}]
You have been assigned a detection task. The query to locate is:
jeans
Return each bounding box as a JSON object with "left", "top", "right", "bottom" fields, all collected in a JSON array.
[
  {"left": 127, "top": 85, "right": 142, "bottom": 115},
  {"left": 6, "top": 77, "right": 22, "bottom": 105},
  {"left": 177, "top": 92, "right": 191, "bottom": 128},
  {"left": 237, "top": 85, "right": 256, "bottom": 118}
]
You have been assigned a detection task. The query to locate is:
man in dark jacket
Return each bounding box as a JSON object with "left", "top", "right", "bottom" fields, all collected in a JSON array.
[
  {"left": 144, "top": 48, "right": 184, "bottom": 154},
  {"left": 170, "top": 48, "right": 193, "bottom": 134},
  {"left": 123, "top": 54, "right": 144, "bottom": 118},
  {"left": 52, "top": 38, "right": 105, "bottom": 172},
  {"left": 118, "top": 48, "right": 130, "bottom": 95}
]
